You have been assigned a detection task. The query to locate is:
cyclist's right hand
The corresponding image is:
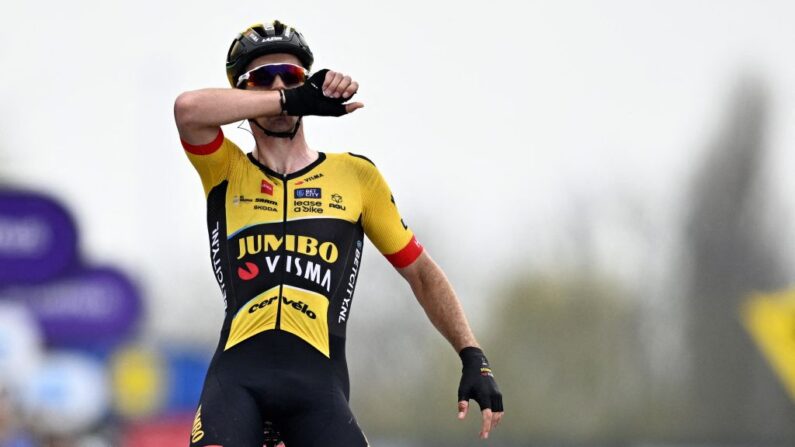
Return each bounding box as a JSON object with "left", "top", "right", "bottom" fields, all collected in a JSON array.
[{"left": 282, "top": 69, "right": 364, "bottom": 117}]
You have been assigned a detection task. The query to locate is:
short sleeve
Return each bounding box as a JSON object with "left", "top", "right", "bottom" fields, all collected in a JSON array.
[
  {"left": 355, "top": 154, "right": 423, "bottom": 268},
  {"left": 182, "top": 129, "right": 243, "bottom": 196}
]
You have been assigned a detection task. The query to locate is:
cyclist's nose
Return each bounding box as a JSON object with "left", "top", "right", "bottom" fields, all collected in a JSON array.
[{"left": 271, "top": 75, "right": 286, "bottom": 90}]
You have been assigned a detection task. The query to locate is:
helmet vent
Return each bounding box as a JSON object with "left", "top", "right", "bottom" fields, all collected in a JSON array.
[
  {"left": 263, "top": 23, "right": 275, "bottom": 36},
  {"left": 251, "top": 25, "right": 267, "bottom": 37},
  {"left": 228, "top": 40, "right": 244, "bottom": 62}
]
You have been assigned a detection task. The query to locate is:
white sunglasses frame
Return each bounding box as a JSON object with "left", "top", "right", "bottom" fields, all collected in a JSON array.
[{"left": 236, "top": 63, "right": 309, "bottom": 88}]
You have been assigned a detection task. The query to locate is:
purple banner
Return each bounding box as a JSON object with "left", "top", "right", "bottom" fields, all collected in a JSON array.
[
  {"left": 0, "top": 267, "right": 142, "bottom": 348},
  {"left": 0, "top": 190, "right": 78, "bottom": 284}
]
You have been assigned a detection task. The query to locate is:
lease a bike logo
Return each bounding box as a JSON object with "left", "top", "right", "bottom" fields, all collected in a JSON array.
[{"left": 295, "top": 188, "right": 321, "bottom": 199}]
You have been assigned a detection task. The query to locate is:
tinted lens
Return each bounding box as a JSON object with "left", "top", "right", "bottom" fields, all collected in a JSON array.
[{"left": 240, "top": 64, "right": 307, "bottom": 89}]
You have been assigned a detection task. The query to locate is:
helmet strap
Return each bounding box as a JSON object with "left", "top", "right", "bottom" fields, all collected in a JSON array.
[{"left": 250, "top": 117, "right": 301, "bottom": 140}]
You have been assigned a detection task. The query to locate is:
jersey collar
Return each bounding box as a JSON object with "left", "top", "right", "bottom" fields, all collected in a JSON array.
[{"left": 247, "top": 152, "right": 326, "bottom": 181}]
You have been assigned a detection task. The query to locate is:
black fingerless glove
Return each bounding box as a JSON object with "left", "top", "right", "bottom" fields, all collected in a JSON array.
[
  {"left": 458, "top": 347, "right": 504, "bottom": 412},
  {"left": 282, "top": 69, "right": 355, "bottom": 117}
]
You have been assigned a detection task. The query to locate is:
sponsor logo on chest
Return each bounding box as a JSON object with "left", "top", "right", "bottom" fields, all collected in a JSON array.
[{"left": 295, "top": 188, "right": 321, "bottom": 199}]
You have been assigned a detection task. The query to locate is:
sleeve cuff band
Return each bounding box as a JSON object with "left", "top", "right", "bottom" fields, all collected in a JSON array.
[
  {"left": 181, "top": 128, "right": 224, "bottom": 155},
  {"left": 385, "top": 235, "right": 423, "bottom": 268}
]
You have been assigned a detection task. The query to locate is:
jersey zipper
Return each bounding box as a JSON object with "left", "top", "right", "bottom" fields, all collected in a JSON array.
[{"left": 275, "top": 173, "right": 288, "bottom": 330}]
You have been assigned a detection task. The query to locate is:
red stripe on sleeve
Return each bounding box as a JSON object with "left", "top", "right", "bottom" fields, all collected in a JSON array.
[
  {"left": 385, "top": 236, "right": 424, "bottom": 268},
  {"left": 181, "top": 128, "right": 224, "bottom": 155}
]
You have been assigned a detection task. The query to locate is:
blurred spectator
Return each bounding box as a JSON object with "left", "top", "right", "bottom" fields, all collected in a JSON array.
[{"left": 0, "top": 383, "right": 34, "bottom": 447}]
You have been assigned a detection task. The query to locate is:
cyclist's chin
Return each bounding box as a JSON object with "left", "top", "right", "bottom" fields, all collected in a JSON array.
[{"left": 261, "top": 116, "right": 297, "bottom": 131}]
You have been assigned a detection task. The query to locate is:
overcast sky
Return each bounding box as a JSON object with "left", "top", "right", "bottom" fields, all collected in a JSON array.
[{"left": 2, "top": 0, "right": 794, "bottom": 343}]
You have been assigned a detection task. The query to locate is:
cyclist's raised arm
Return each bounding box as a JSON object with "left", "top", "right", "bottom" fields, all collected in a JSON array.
[
  {"left": 174, "top": 88, "right": 272, "bottom": 197},
  {"left": 173, "top": 88, "right": 283, "bottom": 145}
]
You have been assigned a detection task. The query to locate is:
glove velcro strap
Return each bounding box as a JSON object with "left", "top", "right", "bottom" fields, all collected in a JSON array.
[{"left": 459, "top": 347, "right": 488, "bottom": 368}]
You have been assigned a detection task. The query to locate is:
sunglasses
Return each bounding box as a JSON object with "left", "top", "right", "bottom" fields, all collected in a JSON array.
[{"left": 236, "top": 63, "right": 308, "bottom": 89}]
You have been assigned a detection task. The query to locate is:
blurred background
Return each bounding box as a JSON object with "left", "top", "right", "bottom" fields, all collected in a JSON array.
[{"left": 2, "top": 0, "right": 795, "bottom": 445}]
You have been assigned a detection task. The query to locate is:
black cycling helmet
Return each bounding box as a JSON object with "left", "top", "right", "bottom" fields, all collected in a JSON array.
[{"left": 226, "top": 20, "right": 314, "bottom": 88}]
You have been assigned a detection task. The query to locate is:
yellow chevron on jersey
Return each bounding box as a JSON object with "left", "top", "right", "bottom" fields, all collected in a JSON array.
[
  {"left": 279, "top": 285, "right": 330, "bottom": 357},
  {"left": 226, "top": 285, "right": 281, "bottom": 350}
]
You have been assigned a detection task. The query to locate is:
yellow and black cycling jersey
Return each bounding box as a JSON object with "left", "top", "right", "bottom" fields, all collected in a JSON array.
[
  {"left": 183, "top": 128, "right": 422, "bottom": 446},
  {"left": 183, "top": 128, "right": 423, "bottom": 359}
]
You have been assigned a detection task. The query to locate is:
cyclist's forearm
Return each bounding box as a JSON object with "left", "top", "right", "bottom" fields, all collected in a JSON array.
[
  {"left": 174, "top": 88, "right": 282, "bottom": 132},
  {"left": 400, "top": 251, "right": 479, "bottom": 352}
]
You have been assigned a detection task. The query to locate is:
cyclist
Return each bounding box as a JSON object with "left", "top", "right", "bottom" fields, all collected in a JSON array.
[{"left": 174, "top": 20, "right": 503, "bottom": 446}]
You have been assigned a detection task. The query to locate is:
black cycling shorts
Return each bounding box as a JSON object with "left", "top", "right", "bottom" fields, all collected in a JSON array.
[{"left": 189, "top": 331, "right": 368, "bottom": 447}]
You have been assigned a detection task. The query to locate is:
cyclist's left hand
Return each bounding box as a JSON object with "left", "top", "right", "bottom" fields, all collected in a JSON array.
[
  {"left": 320, "top": 70, "right": 360, "bottom": 101},
  {"left": 457, "top": 347, "right": 504, "bottom": 439},
  {"left": 283, "top": 69, "right": 363, "bottom": 117}
]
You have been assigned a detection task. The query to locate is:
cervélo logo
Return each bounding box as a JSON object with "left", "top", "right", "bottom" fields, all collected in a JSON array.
[
  {"left": 248, "top": 295, "right": 317, "bottom": 319},
  {"left": 295, "top": 188, "right": 321, "bottom": 199}
]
